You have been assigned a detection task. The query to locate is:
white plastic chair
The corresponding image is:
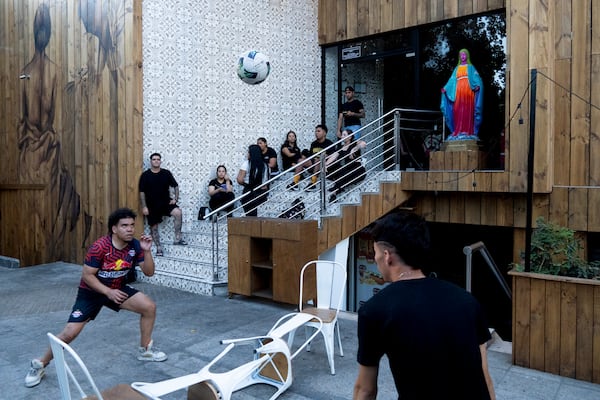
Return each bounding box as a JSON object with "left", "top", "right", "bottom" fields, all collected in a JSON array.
[
  {"left": 47, "top": 332, "right": 145, "bottom": 400},
  {"left": 289, "top": 260, "right": 347, "bottom": 375}
]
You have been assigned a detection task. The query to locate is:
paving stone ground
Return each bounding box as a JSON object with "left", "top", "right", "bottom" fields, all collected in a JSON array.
[{"left": 2, "top": 262, "right": 600, "bottom": 400}]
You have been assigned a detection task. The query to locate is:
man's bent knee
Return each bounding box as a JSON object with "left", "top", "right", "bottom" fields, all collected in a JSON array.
[
  {"left": 125, "top": 293, "right": 157, "bottom": 315},
  {"left": 58, "top": 323, "right": 86, "bottom": 344}
]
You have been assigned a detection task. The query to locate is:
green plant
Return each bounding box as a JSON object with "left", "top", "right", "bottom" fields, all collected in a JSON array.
[{"left": 512, "top": 217, "right": 600, "bottom": 279}]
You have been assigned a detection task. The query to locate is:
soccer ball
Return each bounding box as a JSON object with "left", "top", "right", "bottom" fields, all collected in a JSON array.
[{"left": 237, "top": 50, "right": 271, "bottom": 85}]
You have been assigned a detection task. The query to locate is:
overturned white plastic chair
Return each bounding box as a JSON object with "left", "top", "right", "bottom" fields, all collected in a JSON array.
[
  {"left": 131, "top": 312, "right": 322, "bottom": 400},
  {"left": 288, "top": 260, "right": 347, "bottom": 375},
  {"left": 47, "top": 332, "right": 145, "bottom": 400}
]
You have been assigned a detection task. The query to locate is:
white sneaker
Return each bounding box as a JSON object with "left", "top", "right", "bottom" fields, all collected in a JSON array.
[
  {"left": 137, "top": 339, "right": 167, "bottom": 362},
  {"left": 25, "top": 359, "right": 45, "bottom": 387}
]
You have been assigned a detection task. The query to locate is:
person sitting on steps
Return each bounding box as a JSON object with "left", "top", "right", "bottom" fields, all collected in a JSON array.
[
  {"left": 139, "top": 152, "right": 188, "bottom": 257},
  {"left": 208, "top": 165, "right": 235, "bottom": 217},
  {"left": 325, "top": 129, "right": 367, "bottom": 202},
  {"left": 305, "top": 124, "right": 335, "bottom": 191},
  {"left": 281, "top": 130, "right": 308, "bottom": 190}
]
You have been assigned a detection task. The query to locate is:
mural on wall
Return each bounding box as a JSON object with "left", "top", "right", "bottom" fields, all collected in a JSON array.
[
  {"left": 78, "top": 0, "right": 126, "bottom": 81},
  {"left": 15, "top": 0, "right": 129, "bottom": 263},
  {"left": 18, "top": 3, "right": 86, "bottom": 260},
  {"left": 74, "top": 0, "right": 129, "bottom": 208}
]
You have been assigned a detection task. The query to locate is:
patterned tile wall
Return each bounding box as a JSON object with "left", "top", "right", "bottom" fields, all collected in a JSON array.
[{"left": 142, "top": 0, "right": 321, "bottom": 227}]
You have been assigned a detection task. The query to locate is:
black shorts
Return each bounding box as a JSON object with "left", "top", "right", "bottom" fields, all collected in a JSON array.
[
  {"left": 68, "top": 286, "right": 139, "bottom": 323},
  {"left": 147, "top": 203, "right": 179, "bottom": 226}
]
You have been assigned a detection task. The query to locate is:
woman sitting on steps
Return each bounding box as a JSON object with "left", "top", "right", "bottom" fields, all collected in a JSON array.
[{"left": 208, "top": 165, "right": 235, "bottom": 217}]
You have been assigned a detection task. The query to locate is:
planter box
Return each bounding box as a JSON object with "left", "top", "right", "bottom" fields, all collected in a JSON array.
[{"left": 509, "top": 270, "right": 600, "bottom": 383}]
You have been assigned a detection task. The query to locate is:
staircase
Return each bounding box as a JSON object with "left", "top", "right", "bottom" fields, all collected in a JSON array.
[
  {"left": 139, "top": 108, "right": 442, "bottom": 295},
  {"left": 135, "top": 217, "right": 229, "bottom": 296},
  {"left": 137, "top": 170, "right": 410, "bottom": 296}
]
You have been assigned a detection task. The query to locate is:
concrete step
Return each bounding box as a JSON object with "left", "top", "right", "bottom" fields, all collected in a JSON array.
[
  {"left": 136, "top": 265, "right": 227, "bottom": 296},
  {"left": 143, "top": 217, "right": 230, "bottom": 296},
  {"left": 487, "top": 329, "right": 512, "bottom": 354},
  {"left": 160, "top": 244, "right": 227, "bottom": 267}
]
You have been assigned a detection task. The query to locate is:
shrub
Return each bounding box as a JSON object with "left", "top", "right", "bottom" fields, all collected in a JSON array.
[{"left": 512, "top": 217, "right": 600, "bottom": 279}]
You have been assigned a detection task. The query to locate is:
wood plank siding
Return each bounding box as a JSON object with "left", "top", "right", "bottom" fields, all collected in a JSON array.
[
  {"left": 2, "top": 0, "right": 600, "bottom": 266},
  {"left": 319, "top": 0, "right": 600, "bottom": 236},
  {"left": 510, "top": 271, "right": 600, "bottom": 383},
  {"left": 0, "top": 0, "right": 142, "bottom": 266}
]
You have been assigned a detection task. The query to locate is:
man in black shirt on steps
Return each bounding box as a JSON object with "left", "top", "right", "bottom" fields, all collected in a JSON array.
[{"left": 139, "top": 153, "right": 187, "bottom": 256}]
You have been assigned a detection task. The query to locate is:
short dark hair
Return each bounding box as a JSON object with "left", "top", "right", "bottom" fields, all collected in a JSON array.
[
  {"left": 344, "top": 86, "right": 354, "bottom": 92},
  {"left": 108, "top": 208, "right": 137, "bottom": 234},
  {"left": 316, "top": 124, "right": 328, "bottom": 133},
  {"left": 150, "top": 152, "right": 161, "bottom": 160},
  {"left": 367, "top": 212, "right": 431, "bottom": 270}
]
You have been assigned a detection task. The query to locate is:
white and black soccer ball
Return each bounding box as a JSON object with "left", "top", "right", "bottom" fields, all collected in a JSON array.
[{"left": 237, "top": 50, "right": 271, "bottom": 85}]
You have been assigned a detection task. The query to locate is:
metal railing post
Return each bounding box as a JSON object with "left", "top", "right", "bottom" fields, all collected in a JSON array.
[
  {"left": 394, "top": 110, "right": 401, "bottom": 169},
  {"left": 463, "top": 241, "right": 512, "bottom": 300},
  {"left": 319, "top": 155, "right": 327, "bottom": 212},
  {"left": 463, "top": 242, "right": 479, "bottom": 292},
  {"left": 211, "top": 216, "right": 219, "bottom": 281}
]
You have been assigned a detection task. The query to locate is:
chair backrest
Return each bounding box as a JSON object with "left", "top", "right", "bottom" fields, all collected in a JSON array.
[
  {"left": 47, "top": 332, "right": 104, "bottom": 400},
  {"left": 299, "top": 260, "right": 347, "bottom": 314}
]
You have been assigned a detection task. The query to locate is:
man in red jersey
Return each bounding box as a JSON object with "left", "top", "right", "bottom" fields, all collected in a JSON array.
[{"left": 25, "top": 208, "right": 167, "bottom": 388}]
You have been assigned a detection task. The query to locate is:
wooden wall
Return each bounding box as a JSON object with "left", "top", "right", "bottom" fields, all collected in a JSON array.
[
  {"left": 317, "top": 0, "right": 505, "bottom": 44},
  {"left": 0, "top": 0, "right": 143, "bottom": 266},
  {"left": 318, "top": 1, "right": 600, "bottom": 237},
  {"left": 2, "top": 0, "right": 599, "bottom": 266}
]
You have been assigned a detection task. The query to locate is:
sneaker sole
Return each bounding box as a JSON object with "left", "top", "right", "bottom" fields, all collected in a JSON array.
[
  {"left": 25, "top": 371, "right": 45, "bottom": 388},
  {"left": 137, "top": 355, "right": 168, "bottom": 362}
]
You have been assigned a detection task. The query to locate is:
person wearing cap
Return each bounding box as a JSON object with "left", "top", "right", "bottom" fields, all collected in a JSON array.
[
  {"left": 353, "top": 212, "right": 496, "bottom": 400},
  {"left": 337, "top": 86, "right": 365, "bottom": 140}
]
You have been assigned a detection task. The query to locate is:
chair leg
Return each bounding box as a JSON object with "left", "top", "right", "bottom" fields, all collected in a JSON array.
[
  {"left": 335, "top": 321, "right": 344, "bottom": 357},
  {"left": 303, "top": 326, "right": 312, "bottom": 352},
  {"left": 320, "top": 324, "right": 336, "bottom": 375},
  {"left": 286, "top": 328, "right": 296, "bottom": 351}
]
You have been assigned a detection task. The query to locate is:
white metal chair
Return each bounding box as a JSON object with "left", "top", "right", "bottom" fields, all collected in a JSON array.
[
  {"left": 133, "top": 336, "right": 291, "bottom": 400},
  {"left": 288, "top": 260, "right": 347, "bottom": 375},
  {"left": 131, "top": 312, "right": 323, "bottom": 400},
  {"left": 47, "top": 332, "right": 145, "bottom": 400}
]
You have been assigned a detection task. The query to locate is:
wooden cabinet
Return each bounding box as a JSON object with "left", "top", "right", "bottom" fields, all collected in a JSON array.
[{"left": 228, "top": 217, "right": 318, "bottom": 304}]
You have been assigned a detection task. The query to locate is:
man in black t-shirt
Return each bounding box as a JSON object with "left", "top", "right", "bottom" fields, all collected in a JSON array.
[
  {"left": 337, "top": 86, "right": 365, "bottom": 139},
  {"left": 354, "top": 212, "right": 496, "bottom": 400},
  {"left": 139, "top": 153, "right": 187, "bottom": 256}
]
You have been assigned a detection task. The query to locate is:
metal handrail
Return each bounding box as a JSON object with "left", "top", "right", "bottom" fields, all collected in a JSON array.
[
  {"left": 463, "top": 241, "right": 512, "bottom": 300},
  {"left": 205, "top": 107, "right": 444, "bottom": 281}
]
